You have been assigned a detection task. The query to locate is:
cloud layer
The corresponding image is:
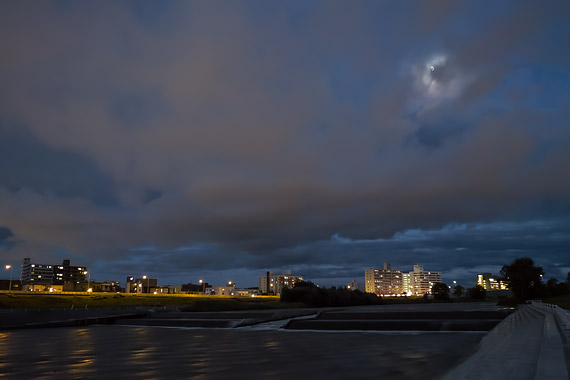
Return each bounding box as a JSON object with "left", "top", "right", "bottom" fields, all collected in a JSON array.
[{"left": 1, "top": 1, "right": 569, "bottom": 286}]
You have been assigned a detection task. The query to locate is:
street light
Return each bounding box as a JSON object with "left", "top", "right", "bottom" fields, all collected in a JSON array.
[
  {"left": 199, "top": 279, "right": 205, "bottom": 294},
  {"left": 84, "top": 271, "right": 91, "bottom": 292},
  {"left": 5, "top": 265, "right": 13, "bottom": 292},
  {"left": 142, "top": 275, "right": 148, "bottom": 294}
]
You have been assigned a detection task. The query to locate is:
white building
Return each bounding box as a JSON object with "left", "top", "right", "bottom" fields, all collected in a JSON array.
[
  {"left": 21, "top": 258, "right": 54, "bottom": 285},
  {"left": 477, "top": 273, "right": 508, "bottom": 291},
  {"left": 409, "top": 264, "right": 441, "bottom": 295},
  {"left": 258, "top": 271, "right": 303, "bottom": 295},
  {"left": 403, "top": 273, "right": 411, "bottom": 294},
  {"left": 365, "top": 263, "right": 404, "bottom": 295}
]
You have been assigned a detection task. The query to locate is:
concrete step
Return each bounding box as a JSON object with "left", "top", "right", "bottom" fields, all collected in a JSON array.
[
  {"left": 284, "top": 319, "right": 502, "bottom": 331},
  {"left": 147, "top": 311, "right": 272, "bottom": 320},
  {"left": 118, "top": 318, "right": 246, "bottom": 328},
  {"left": 316, "top": 310, "right": 512, "bottom": 320}
]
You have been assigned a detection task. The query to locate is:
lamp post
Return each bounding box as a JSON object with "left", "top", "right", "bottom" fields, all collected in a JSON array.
[
  {"left": 5, "top": 265, "right": 13, "bottom": 292},
  {"left": 199, "top": 279, "right": 205, "bottom": 294},
  {"left": 84, "top": 271, "right": 91, "bottom": 292},
  {"left": 142, "top": 275, "right": 148, "bottom": 294}
]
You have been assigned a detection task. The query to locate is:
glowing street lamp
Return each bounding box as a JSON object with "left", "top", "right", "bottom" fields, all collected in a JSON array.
[
  {"left": 83, "top": 271, "right": 91, "bottom": 293},
  {"left": 199, "top": 279, "right": 205, "bottom": 294},
  {"left": 5, "top": 265, "right": 13, "bottom": 292}
]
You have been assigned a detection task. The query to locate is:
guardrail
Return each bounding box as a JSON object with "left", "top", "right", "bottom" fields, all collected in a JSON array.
[{"left": 531, "top": 300, "right": 570, "bottom": 329}]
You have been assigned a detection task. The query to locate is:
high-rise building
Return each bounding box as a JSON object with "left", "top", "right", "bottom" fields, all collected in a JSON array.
[
  {"left": 364, "top": 263, "right": 404, "bottom": 295},
  {"left": 477, "top": 273, "right": 508, "bottom": 291},
  {"left": 53, "top": 259, "right": 87, "bottom": 285},
  {"left": 21, "top": 258, "right": 54, "bottom": 285},
  {"left": 409, "top": 264, "right": 441, "bottom": 295},
  {"left": 403, "top": 273, "right": 411, "bottom": 294},
  {"left": 21, "top": 258, "right": 87, "bottom": 286},
  {"left": 259, "top": 271, "right": 303, "bottom": 294}
]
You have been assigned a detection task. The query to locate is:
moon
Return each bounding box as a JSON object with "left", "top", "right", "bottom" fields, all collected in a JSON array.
[{"left": 430, "top": 65, "right": 435, "bottom": 72}]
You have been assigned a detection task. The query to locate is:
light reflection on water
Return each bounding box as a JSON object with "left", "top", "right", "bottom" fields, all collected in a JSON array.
[{"left": 0, "top": 326, "right": 482, "bottom": 379}]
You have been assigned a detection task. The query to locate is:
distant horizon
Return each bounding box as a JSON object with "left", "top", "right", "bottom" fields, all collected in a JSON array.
[{"left": 2, "top": 254, "right": 562, "bottom": 290}]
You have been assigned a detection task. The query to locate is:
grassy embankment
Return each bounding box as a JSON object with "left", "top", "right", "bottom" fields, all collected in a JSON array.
[
  {"left": 0, "top": 292, "right": 289, "bottom": 311},
  {"left": 542, "top": 295, "right": 570, "bottom": 309},
  {"left": 3, "top": 292, "right": 549, "bottom": 311}
]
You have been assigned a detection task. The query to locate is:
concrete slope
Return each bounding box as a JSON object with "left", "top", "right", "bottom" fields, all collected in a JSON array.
[{"left": 440, "top": 305, "right": 569, "bottom": 380}]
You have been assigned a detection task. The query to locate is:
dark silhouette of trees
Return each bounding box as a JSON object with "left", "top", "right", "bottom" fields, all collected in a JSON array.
[
  {"left": 431, "top": 282, "right": 450, "bottom": 300},
  {"left": 280, "top": 282, "right": 382, "bottom": 307},
  {"left": 545, "top": 278, "right": 570, "bottom": 297},
  {"left": 293, "top": 281, "right": 317, "bottom": 288},
  {"left": 500, "top": 257, "right": 544, "bottom": 302},
  {"left": 453, "top": 285, "right": 465, "bottom": 297},
  {"left": 467, "top": 285, "right": 486, "bottom": 300}
]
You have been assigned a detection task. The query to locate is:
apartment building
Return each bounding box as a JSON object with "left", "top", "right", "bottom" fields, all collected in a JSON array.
[
  {"left": 409, "top": 264, "right": 442, "bottom": 295},
  {"left": 365, "top": 263, "right": 404, "bottom": 295},
  {"left": 477, "top": 273, "right": 508, "bottom": 291},
  {"left": 259, "top": 271, "right": 303, "bottom": 294}
]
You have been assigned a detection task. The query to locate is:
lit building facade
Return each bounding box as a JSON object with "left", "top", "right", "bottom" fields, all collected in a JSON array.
[
  {"left": 212, "top": 282, "right": 236, "bottom": 296},
  {"left": 365, "top": 263, "right": 404, "bottom": 295},
  {"left": 477, "top": 273, "right": 508, "bottom": 291},
  {"left": 21, "top": 258, "right": 87, "bottom": 286},
  {"left": 21, "top": 258, "right": 54, "bottom": 284},
  {"left": 409, "top": 264, "right": 441, "bottom": 295},
  {"left": 403, "top": 273, "right": 411, "bottom": 293},
  {"left": 259, "top": 271, "right": 303, "bottom": 295},
  {"left": 53, "top": 259, "right": 87, "bottom": 285},
  {"left": 126, "top": 276, "right": 158, "bottom": 293}
]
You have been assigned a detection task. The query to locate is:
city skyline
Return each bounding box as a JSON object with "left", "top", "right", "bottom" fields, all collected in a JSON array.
[
  {"left": 0, "top": 255, "right": 547, "bottom": 290},
  {"left": 1, "top": 1, "right": 570, "bottom": 288}
]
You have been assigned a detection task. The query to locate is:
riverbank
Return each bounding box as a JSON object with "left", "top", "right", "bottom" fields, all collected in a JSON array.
[{"left": 0, "top": 292, "right": 285, "bottom": 310}]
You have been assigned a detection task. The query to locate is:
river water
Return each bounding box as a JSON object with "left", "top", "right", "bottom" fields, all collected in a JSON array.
[{"left": 0, "top": 325, "right": 483, "bottom": 379}]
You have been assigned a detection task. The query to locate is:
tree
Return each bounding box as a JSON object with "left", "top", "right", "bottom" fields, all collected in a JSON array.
[
  {"left": 294, "top": 281, "right": 317, "bottom": 288},
  {"left": 431, "top": 282, "right": 450, "bottom": 300},
  {"left": 467, "top": 285, "right": 486, "bottom": 300},
  {"left": 545, "top": 277, "right": 570, "bottom": 297},
  {"left": 453, "top": 285, "right": 465, "bottom": 297},
  {"left": 500, "top": 257, "right": 544, "bottom": 302},
  {"left": 546, "top": 278, "right": 559, "bottom": 297}
]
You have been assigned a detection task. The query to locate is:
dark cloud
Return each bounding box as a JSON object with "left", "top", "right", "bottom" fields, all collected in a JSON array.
[
  {"left": 0, "top": 1, "right": 569, "bottom": 286},
  {"left": 0, "top": 226, "right": 15, "bottom": 250},
  {"left": 0, "top": 124, "right": 117, "bottom": 205}
]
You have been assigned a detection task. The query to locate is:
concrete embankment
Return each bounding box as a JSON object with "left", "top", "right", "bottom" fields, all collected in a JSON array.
[
  {"left": 0, "top": 308, "right": 148, "bottom": 330},
  {"left": 0, "top": 303, "right": 517, "bottom": 333},
  {"left": 116, "top": 308, "right": 321, "bottom": 328},
  {"left": 440, "top": 305, "right": 569, "bottom": 380},
  {"left": 284, "top": 310, "right": 511, "bottom": 331}
]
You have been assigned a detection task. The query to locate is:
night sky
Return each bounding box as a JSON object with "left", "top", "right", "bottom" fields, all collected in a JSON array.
[{"left": 1, "top": 1, "right": 570, "bottom": 288}]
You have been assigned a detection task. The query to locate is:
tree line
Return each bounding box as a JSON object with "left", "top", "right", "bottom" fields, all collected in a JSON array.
[
  {"left": 431, "top": 257, "right": 570, "bottom": 303},
  {"left": 281, "top": 257, "right": 568, "bottom": 306}
]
